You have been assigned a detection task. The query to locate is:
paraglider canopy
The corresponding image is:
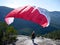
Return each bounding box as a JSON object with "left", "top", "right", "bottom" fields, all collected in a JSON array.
[{"left": 5, "top": 5, "right": 49, "bottom": 28}]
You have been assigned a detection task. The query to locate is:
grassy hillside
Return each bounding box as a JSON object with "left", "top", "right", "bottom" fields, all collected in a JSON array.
[{"left": 43, "top": 30, "right": 60, "bottom": 40}]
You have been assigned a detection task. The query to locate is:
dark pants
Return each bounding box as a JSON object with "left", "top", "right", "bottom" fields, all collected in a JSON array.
[{"left": 32, "top": 39, "right": 34, "bottom": 43}]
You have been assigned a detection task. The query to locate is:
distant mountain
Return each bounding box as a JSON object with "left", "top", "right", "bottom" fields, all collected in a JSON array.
[
  {"left": 0, "top": 6, "right": 60, "bottom": 35},
  {"left": 49, "top": 11, "right": 60, "bottom": 29},
  {"left": 0, "top": 6, "right": 14, "bottom": 21}
]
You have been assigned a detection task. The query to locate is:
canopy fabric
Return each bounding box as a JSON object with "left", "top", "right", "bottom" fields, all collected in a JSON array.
[{"left": 5, "top": 5, "right": 49, "bottom": 28}]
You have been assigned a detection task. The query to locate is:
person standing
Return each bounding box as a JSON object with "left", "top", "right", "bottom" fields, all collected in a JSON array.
[{"left": 31, "top": 31, "right": 36, "bottom": 43}]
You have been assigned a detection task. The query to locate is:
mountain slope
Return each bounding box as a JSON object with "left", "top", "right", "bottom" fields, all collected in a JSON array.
[
  {"left": 49, "top": 11, "right": 60, "bottom": 29},
  {"left": 0, "top": 6, "right": 14, "bottom": 21}
]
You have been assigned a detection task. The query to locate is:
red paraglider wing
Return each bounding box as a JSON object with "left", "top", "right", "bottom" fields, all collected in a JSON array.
[{"left": 5, "top": 6, "right": 48, "bottom": 27}]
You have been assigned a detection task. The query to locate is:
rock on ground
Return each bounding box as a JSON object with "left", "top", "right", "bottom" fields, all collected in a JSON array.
[{"left": 14, "top": 35, "right": 60, "bottom": 45}]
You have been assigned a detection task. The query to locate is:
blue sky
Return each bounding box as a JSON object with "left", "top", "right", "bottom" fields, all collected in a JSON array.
[{"left": 0, "top": 0, "right": 60, "bottom": 11}]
